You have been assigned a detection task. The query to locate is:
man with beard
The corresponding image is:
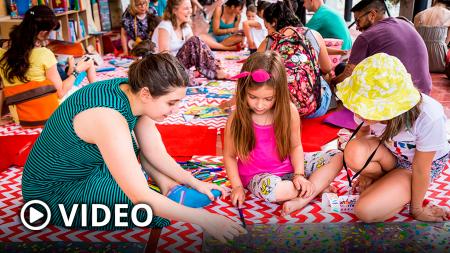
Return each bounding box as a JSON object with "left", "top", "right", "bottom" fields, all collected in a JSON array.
[{"left": 331, "top": 0, "right": 432, "bottom": 95}]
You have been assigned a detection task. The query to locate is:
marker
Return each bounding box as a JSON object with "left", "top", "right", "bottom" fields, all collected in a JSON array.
[{"left": 237, "top": 206, "right": 246, "bottom": 228}]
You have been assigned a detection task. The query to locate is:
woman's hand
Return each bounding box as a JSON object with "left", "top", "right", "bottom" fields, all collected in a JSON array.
[
  {"left": 229, "top": 27, "right": 239, "bottom": 34},
  {"left": 191, "top": 179, "right": 226, "bottom": 201},
  {"left": 75, "top": 58, "right": 94, "bottom": 73},
  {"left": 292, "top": 175, "right": 314, "bottom": 198},
  {"left": 230, "top": 185, "right": 245, "bottom": 208},
  {"left": 412, "top": 203, "right": 449, "bottom": 222},
  {"left": 199, "top": 212, "right": 247, "bottom": 243}
]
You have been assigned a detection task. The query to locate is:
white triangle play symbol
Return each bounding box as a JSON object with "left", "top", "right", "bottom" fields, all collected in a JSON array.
[{"left": 29, "top": 207, "right": 44, "bottom": 223}]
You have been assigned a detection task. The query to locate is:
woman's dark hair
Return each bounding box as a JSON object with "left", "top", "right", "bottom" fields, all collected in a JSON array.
[
  {"left": 257, "top": 1, "right": 270, "bottom": 14},
  {"left": 263, "top": 1, "right": 302, "bottom": 31},
  {"left": 225, "top": 0, "right": 245, "bottom": 8},
  {"left": 0, "top": 5, "right": 59, "bottom": 83},
  {"left": 128, "top": 53, "right": 189, "bottom": 97},
  {"left": 435, "top": 0, "right": 450, "bottom": 7}
]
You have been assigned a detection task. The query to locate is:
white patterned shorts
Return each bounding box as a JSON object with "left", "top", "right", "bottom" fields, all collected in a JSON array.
[
  {"left": 247, "top": 149, "right": 341, "bottom": 202},
  {"left": 395, "top": 152, "right": 450, "bottom": 180}
]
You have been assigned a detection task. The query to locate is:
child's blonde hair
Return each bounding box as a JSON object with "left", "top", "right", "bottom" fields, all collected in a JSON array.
[
  {"left": 231, "top": 51, "right": 292, "bottom": 160},
  {"left": 380, "top": 96, "right": 422, "bottom": 142}
]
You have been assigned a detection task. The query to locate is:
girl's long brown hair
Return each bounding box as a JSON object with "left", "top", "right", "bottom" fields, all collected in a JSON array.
[
  {"left": 380, "top": 95, "right": 422, "bottom": 142},
  {"left": 231, "top": 51, "right": 292, "bottom": 161}
]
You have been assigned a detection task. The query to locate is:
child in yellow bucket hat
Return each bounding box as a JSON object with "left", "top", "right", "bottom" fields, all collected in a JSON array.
[{"left": 336, "top": 53, "right": 450, "bottom": 223}]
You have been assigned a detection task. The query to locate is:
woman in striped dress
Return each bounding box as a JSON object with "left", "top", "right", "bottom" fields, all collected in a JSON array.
[{"left": 22, "top": 53, "right": 245, "bottom": 243}]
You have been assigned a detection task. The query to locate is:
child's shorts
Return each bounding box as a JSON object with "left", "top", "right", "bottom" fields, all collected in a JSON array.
[
  {"left": 395, "top": 152, "right": 450, "bottom": 180},
  {"left": 247, "top": 149, "right": 341, "bottom": 202}
]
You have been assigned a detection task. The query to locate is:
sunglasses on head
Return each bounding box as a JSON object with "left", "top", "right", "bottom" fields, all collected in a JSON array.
[{"left": 231, "top": 69, "right": 271, "bottom": 83}]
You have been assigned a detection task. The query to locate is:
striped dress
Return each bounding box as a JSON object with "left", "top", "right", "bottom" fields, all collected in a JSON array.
[{"left": 22, "top": 78, "right": 170, "bottom": 230}]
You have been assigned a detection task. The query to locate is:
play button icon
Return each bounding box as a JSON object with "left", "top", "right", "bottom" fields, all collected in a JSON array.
[{"left": 20, "top": 200, "right": 51, "bottom": 230}]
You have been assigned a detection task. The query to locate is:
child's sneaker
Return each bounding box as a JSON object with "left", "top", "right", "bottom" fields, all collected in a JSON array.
[{"left": 167, "top": 185, "right": 221, "bottom": 208}]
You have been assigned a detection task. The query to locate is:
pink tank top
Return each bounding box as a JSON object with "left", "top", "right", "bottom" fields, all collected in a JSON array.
[{"left": 237, "top": 122, "right": 294, "bottom": 187}]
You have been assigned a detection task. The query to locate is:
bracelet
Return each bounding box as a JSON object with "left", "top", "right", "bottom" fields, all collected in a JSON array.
[
  {"left": 293, "top": 173, "right": 305, "bottom": 178},
  {"left": 71, "top": 69, "right": 80, "bottom": 79},
  {"left": 233, "top": 185, "right": 243, "bottom": 189}
]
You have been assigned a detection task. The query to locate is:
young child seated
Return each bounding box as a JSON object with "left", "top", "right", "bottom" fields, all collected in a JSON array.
[
  {"left": 224, "top": 51, "right": 343, "bottom": 215},
  {"left": 242, "top": 3, "right": 268, "bottom": 53},
  {"left": 337, "top": 53, "right": 450, "bottom": 222}
]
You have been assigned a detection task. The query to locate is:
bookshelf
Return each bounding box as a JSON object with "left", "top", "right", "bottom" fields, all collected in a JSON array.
[
  {"left": 48, "top": 0, "right": 96, "bottom": 53},
  {"left": 0, "top": 1, "right": 104, "bottom": 54}
]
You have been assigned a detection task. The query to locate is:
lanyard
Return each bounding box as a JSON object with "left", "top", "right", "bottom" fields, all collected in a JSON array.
[{"left": 343, "top": 122, "right": 382, "bottom": 187}]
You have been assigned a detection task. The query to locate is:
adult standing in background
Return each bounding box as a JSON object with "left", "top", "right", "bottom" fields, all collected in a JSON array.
[{"left": 414, "top": 0, "right": 450, "bottom": 72}]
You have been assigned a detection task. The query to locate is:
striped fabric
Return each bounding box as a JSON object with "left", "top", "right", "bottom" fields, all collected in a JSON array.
[{"left": 22, "top": 78, "right": 170, "bottom": 230}]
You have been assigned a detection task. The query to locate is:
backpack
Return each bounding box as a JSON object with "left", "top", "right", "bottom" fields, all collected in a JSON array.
[{"left": 267, "top": 26, "right": 322, "bottom": 117}]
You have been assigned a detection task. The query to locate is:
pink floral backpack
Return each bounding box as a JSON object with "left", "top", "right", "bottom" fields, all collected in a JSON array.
[{"left": 267, "top": 26, "right": 322, "bottom": 117}]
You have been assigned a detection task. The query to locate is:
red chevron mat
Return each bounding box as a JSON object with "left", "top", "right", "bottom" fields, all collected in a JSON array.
[
  {"left": 155, "top": 155, "right": 450, "bottom": 252},
  {"left": 1, "top": 156, "right": 449, "bottom": 252},
  {"left": 0, "top": 166, "right": 154, "bottom": 243}
]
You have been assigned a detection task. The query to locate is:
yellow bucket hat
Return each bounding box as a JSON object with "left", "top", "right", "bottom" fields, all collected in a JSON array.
[{"left": 336, "top": 53, "right": 421, "bottom": 121}]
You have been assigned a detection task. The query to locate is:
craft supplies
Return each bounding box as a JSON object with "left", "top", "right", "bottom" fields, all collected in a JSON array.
[
  {"left": 184, "top": 106, "right": 228, "bottom": 119},
  {"left": 238, "top": 208, "right": 246, "bottom": 228},
  {"left": 321, "top": 193, "right": 359, "bottom": 213}
]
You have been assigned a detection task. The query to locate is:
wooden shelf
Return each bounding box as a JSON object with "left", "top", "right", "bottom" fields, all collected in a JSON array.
[{"left": 0, "top": 7, "right": 103, "bottom": 55}]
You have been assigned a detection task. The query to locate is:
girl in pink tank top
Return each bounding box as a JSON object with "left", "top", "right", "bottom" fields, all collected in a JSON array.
[{"left": 224, "top": 52, "right": 343, "bottom": 215}]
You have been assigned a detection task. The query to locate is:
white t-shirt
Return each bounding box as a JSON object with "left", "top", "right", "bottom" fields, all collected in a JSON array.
[
  {"left": 151, "top": 20, "right": 194, "bottom": 56},
  {"left": 250, "top": 16, "right": 268, "bottom": 48},
  {"left": 354, "top": 94, "right": 450, "bottom": 163}
]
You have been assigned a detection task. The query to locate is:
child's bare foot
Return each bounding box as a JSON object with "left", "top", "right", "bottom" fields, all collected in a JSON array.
[
  {"left": 215, "top": 68, "right": 230, "bottom": 80},
  {"left": 354, "top": 175, "right": 374, "bottom": 193},
  {"left": 0, "top": 118, "right": 10, "bottom": 126},
  {"left": 281, "top": 197, "right": 309, "bottom": 216}
]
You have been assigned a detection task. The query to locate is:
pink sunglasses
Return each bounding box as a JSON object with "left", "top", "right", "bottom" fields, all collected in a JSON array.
[{"left": 231, "top": 69, "right": 271, "bottom": 83}]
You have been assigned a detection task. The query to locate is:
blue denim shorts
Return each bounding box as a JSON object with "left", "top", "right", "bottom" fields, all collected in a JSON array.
[{"left": 305, "top": 79, "right": 332, "bottom": 119}]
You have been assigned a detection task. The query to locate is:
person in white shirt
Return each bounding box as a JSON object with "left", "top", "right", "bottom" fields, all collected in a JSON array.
[
  {"left": 242, "top": 3, "right": 269, "bottom": 53},
  {"left": 152, "top": 0, "right": 228, "bottom": 80}
]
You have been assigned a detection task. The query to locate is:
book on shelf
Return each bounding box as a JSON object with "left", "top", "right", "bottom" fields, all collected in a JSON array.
[
  {"left": 68, "top": 19, "right": 77, "bottom": 42},
  {"left": 79, "top": 19, "right": 86, "bottom": 38},
  {"left": 48, "top": 20, "right": 64, "bottom": 41},
  {"left": 68, "top": 0, "right": 80, "bottom": 11},
  {"left": 51, "top": 0, "right": 68, "bottom": 12}
]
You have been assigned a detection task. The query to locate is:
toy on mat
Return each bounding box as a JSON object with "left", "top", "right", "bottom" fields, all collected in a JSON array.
[{"left": 321, "top": 193, "right": 359, "bottom": 213}]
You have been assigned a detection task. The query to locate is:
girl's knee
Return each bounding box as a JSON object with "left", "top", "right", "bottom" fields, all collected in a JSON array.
[
  {"left": 344, "top": 138, "right": 376, "bottom": 171},
  {"left": 274, "top": 180, "right": 298, "bottom": 202},
  {"left": 329, "top": 152, "right": 343, "bottom": 168},
  {"left": 354, "top": 201, "right": 379, "bottom": 223}
]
